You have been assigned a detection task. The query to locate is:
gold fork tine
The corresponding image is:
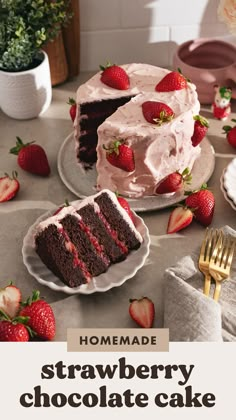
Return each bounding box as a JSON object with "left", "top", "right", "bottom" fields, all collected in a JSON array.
[
  {"left": 209, "top": 235, "right": 235, "bottom": 302},
  {"left": 199, "top": 228, "right": 221, "bottom": 296},
  {"left": 226, "top": 240, "right": 235, "bottom": 270},
  {"left": 210, "top": 231, "right": 223, "bottom": 264}
]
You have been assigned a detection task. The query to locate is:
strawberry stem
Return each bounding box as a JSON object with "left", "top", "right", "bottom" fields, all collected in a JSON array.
[
  {"left": 222, "top": 125, "right": 232, "bottom": 134},
  {"left": 3, "top": 171, "right": 18, "bottom": 180},
  {"left": 21, "top": 290, "right": 40, "bottom": 308},
  {"left": 67, "top": 98, "right": 76, "bottom": 105},
  {"left": 10, "top": 137, "right": 34, "bottom": 155},
  {"left": 0, "top": 309, "right": 10, "bottom": 321},
  {"left": 103, "top": 140, "right": 122, "bottom": 155},
  {"left": 193, "top": 114, "right": 209, "bottom": 128},
  {"left": 99, "top": 61, "right": 113, "bottom": 71}
]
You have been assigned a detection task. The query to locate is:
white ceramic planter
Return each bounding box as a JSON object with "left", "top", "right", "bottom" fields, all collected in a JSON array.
[{"left": 0, "top": 51, "right": 52, "bottom": 120}]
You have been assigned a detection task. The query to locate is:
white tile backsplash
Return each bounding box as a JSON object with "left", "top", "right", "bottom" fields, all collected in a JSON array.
[{"left": 79, "top": 0, "right": 230, "bottom": 71}]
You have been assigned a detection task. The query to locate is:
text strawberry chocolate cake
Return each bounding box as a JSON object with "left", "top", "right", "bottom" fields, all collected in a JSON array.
[
  {"left": 34, "top": 190, "right": 142, "bottom": 288},
  {"left": 74, "top": 63, "right": 202, "bottom": 198}
]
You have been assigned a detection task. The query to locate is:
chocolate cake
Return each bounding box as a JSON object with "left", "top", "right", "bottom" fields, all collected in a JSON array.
[
  {"left": 34, "top": 190, "right": 143, "bottom": 288},
  {"left": 74, "top": 63, "right": 201, "bottom": 198},
  {"left": 78, "top": 96, "right": 133, "bottom": 168}
]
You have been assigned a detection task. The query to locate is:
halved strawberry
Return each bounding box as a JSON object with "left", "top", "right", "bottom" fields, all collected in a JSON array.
[
  {"left": 155, "top": 70, "right": 188, "bottom": 92},
  {"left": 67, "top": 98, "right": 76, "bottom": 122},
  {"left": 0, "top": 284, "right": 21, "bottom": 318},
  {"left": 191, "top": 115, "right": 209, "bottom": 147},
  {"left": 100, "top": 62, "right": 130, "bottom": 90},
  {"left": 142, "top": 101, "right": 174, "bottom": 125},
  {"left": 129, "top": 297, "right": 155, "bottom": 328},
  {"left": 117, "top": 196, "right": 135, "bottom": 223},
  {"left": 0, "top": 171, "right": 20, "bottom": 203},
  {"left": 167, "top": 206, "right": 193, "bottom": 234},
  {"left": 155, "top": 168, "right": 192, "bottom": 194},
  {"left": 103, "top": 140, "right": 135, "bottom": 172}
]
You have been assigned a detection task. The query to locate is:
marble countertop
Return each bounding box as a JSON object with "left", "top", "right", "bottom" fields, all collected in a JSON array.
[{"left": 0, "top": 74, "right": 235, "bottom": 341}]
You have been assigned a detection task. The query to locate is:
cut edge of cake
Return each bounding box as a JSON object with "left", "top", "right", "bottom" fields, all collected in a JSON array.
[{"left": 34, "top": 190, "right": 143, "bottom": 288}]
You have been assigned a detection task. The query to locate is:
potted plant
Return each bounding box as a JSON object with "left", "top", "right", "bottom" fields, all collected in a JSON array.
[{"left": 0, "top": 0, "right": 72, "bottom": 119}]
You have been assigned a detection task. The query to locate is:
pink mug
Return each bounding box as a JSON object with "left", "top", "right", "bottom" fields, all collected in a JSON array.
[{"left": 173, "top": 38, "right": 236, "bottom": 104}]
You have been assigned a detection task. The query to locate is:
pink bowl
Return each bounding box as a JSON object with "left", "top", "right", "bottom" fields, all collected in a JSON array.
[{"left": 173, "top": 38, "right": 236, "bottom": 104}]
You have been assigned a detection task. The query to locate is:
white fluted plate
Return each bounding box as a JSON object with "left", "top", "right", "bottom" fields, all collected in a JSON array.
[
  {"left": 57, "top": 133, "right": 215, "bottom": 212},
  {"left": 220, "top": 169, "right": 236, "bottom": 211},
  {"left": 223, "top": 158, "right": 236, "bottom": 206},
  {"left": 22, "top": 204, "right": 150, "bottom": 295}
]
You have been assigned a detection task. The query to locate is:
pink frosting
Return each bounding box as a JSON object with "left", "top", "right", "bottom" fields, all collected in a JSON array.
[
  {"left": 74, "top": 63, "right": 200, "bottom": 198},
  {"left": 96, "top": 89, "right": 200, "bottom": 198}
]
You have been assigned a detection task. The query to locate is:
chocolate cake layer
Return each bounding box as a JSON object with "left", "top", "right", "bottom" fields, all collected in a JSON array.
[
  {"left": 78, "top": 96, "right": 134, "bottom": 168},
  {"left": 95, "top": 192, "right": 141, "bottom": 250},
  {"left": 78, "top": 204, "right": 127, "bottom": 263},
  {"left": 60, "top": 214, "right": 109, "bottom": 277},
  {"left": 35, "top": 225, "right": 88, "bottom": 287}
]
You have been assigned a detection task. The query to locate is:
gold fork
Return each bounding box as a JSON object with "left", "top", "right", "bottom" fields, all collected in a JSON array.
[
  {"left": 199, "top": 228, "right": 222, "bottom": 296},
  {"left": 209, "top": 234, "right": 235, "bottom": 302}
]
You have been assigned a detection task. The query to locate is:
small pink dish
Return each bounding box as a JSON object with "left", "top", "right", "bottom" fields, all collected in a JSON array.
[{"left": 173, "top": 38, "right": 236, "bottom": 104}]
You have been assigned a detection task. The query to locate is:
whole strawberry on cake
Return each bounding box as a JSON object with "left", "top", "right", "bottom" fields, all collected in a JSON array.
[{"left": 73, "top": 63, "right": 203, "bottom": 198}]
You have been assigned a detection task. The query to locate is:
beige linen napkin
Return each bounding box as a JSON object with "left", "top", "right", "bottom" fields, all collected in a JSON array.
[{"left": 163, "top": 226, "right": 236, "bottom": 342}]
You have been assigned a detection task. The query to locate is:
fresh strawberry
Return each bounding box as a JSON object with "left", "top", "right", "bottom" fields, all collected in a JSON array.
[
  {"left": 222, "top": 119, "right": 236, "bottom": 148},
  {"left": 155, "top": 70, "right": 188, "bottom": 92},
  {"left": 155, "top": 167, "right": 192, "bottom": 194},
  {"left": 0, "top": 284, "right": 21, "bottom": 318},
  {"left": 10, "top": 137, "right": 50, "bottom": 176},
  {"left": 117, "top": 196, "right": 135, "bottom": 223},
  {"left": 20, "top": 290, "right": 55, "bottom": 340},
  {"left": 53, "top": 199, "right": 70, "bottom": 216},
  {"left": 142, "top": 101, "right": 174, "bottom": 125},
  {"left": 185, "top": 185, "right": 215, "bottom": 226},
  {"left": 100, "top": 62, "right": 130, "bottom": 90},
  {"left": 167, "top": 206, "right": 193, "bottom": 234},
  {"left": 0, "top": 311, "right": 29, "bottom": 342},
  {"left": 103, "top": 140, "right": 135, "bottom": 172},
  {"left": 191, "top": 115, "right": 209, "bottom": 147},
  {"left": 67, "top": 98, "right": 76, "bottom": 122},
  {"left": 129, "top": 297, "right": 155, "bottom": 328},
  {"left": 0, "top": 171, "right": 20, "bottom": 203}
]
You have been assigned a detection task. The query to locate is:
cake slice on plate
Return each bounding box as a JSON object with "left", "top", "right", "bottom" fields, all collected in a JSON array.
[{"left": 34, "top": 190, "right": 143, "bottom": 288}]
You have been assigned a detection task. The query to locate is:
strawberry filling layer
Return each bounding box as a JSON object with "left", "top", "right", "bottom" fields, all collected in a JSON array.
[
  {"left": 58, "top": 228, "right": 92, "bottom": 283},
  {"left": 78, "top": 220, "right": 110, "bottom": 266},
  {"left": 97, "top": 212, "right": 128, "bottom": 254}
]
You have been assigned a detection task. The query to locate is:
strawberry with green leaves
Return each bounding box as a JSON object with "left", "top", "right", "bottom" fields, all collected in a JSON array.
[
  {"left": 222, "top": 119, "right": 236, "bottom": 148},
  {"left": 100, "top": 62, "right": 130, "bottom": 90},
  {"left": 142, "top": 101, "right": 174, "bottom": 125},
  {"left": 0, "top": 171, "right": 20, "bottom": 203},
  {"left": 67, "top": 98, "right": 77, "bottom": 122},
  {"left": 191, "top": 115, "right": 209, "bottom": 147},
  {"left": 10, "top": 137, "right": 50, "bottom": 176},
  {"left": 129, "top": 297, "right": 155, "bottom": 328},
  {"left": 185, "top": 185, "right": 215, "bottom": 227},
  {"left": 103, "top": 140, "right": 135, "bottom": 172},
  {"left": 155, "top": 70, "right": 188, "bottom": 92},
  {"left": 0, "top": 310, "right": 30, "bottom": 342},
  {"left": 20, "top": 290, "right": 55, "bottom": 341},
  {"left": 155, "top": 167, "right": 192, "bottom": 194}
]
